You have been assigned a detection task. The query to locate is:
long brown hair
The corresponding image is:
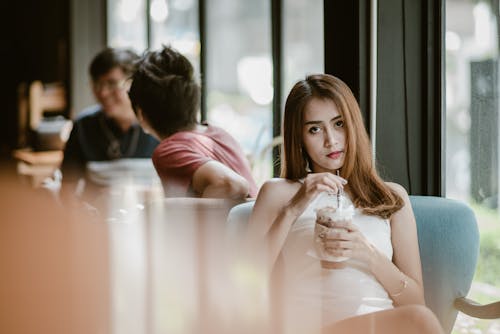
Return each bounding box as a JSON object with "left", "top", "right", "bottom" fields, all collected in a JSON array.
[{"left": 281, "top": 74, "right": 403, "bottom": 219}]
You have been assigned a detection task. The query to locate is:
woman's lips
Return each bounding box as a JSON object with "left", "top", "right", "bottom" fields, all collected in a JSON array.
[{"left": 327, "top": 151, "right": 343, "bottom": 159}]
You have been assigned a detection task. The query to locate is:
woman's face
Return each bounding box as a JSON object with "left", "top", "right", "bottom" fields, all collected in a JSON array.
[{"left": 302, "top": 97, "right": 346, "bottom": 173}]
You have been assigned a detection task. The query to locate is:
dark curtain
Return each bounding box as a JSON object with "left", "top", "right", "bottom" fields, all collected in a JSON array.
[{"left": 324, "top": 0, "right": 443, "bottom": 196}]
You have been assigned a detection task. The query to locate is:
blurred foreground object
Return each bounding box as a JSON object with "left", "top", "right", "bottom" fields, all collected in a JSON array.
[
  {"left": 0, "top": 172, "right": 109, "bottom": 334},
  {"left": 0, "top": 169, "right": 271, "bottom": 333}
]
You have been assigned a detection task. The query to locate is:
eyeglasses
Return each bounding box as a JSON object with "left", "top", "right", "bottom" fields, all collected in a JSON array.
[{"left": 92, "top": 79, "right": 128, "bottom": 92}]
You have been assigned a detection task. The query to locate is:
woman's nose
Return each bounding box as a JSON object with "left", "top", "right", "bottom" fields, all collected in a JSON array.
[{"left": 324, "top": 128, "right": 337, "bottom": 147}]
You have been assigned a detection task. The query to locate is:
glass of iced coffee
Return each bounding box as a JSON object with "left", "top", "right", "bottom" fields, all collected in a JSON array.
[{"left": 312, "top": 192, "right": 354, "bottom": 268}]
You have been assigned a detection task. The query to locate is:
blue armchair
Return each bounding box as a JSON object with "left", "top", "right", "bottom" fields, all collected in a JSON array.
[{"left": 226, "top": 195, "right": 481, "bottom": 333}]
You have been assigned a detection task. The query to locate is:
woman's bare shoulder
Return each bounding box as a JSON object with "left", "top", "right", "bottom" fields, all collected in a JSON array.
[
  {"left": 250, "top": 178, "right": 300, "bottom": 225},
  {"left": 261, "top": 177, "right": 299, "bottom": 188},
  {"left": 385, "top": 181, "right": 409, "bottom": 198},
  {"left": 257, "top": 178, "right": 300, "bottom": 204}
]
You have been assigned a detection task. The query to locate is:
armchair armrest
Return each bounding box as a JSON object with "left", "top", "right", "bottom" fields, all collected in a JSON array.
[{"left": 454, "top": 297, "right": 500, "bottom": 319}]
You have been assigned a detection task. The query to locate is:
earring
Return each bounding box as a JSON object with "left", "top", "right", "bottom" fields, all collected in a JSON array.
[
  {"left": 301, "top": 147, "right": 312, "bottom": 173},
  {"left": 305, "top": 159, "right": 312, "bottom": 173}
]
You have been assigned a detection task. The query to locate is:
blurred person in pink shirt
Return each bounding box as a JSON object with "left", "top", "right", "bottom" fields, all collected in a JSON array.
[{"left": 128, "top": 46, "right": 257, "bottom": 199}]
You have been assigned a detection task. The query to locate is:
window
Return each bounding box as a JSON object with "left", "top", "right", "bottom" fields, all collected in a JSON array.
[
  {"left": 283, "top": 0, "right": 324, "bottom": 100},
  {"left": 150, "top": 0, "right": 200, "bottom": 74},
  {"left": 446, "top": 1, "right": 500, "bottom": 332},
  {"left": 107, "top": 0, "right": 148, "bottom": 52},
  {"left": 205, "top": 0, "right": 272, "bottom": 186}
]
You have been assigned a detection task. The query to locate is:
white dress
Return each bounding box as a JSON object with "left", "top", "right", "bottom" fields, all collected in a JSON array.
[{"left": 279, "top": 193, "right": 394, "bottom": 333}]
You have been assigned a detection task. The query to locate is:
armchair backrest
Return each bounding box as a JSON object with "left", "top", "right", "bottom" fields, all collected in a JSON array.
[
  {"left": 226, "top": 195, "right": 480, "bottom": 334},
  {"left": 411, "top": 196, "right": 479, "bottom": 333}
]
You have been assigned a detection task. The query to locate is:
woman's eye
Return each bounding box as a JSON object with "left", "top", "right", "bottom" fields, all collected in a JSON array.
[
  {"left": 308, "top": 126, "right": 321, "bottom": 134},
  {"left": 335, "top": 120, "right": 344, "bottom": 128}
]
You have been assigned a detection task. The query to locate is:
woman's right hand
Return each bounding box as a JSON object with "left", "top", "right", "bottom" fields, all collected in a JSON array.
[{"left": 287, "top": 172, "right": 348, "bottom": 218}]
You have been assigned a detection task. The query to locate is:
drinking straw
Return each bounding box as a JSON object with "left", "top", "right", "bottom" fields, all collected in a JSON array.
[{"left": 336, "top": 170, "right": 341, "bottom": 208}]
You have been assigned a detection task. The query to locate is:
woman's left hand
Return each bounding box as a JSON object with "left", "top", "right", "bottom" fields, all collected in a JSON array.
[{"left": 322, "top": 221, "right": 379, "bottom": 264}]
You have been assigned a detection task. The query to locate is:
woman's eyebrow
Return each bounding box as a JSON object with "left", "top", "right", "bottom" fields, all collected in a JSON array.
[
  {"left": 304, "top": 115, "right": 342, "bottom": 125},
  {"left": 304, "top": 120, "right": 322, "bottom": 125}
]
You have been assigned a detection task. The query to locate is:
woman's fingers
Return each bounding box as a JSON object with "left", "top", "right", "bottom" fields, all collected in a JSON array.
[
  {"left": 331, "top": 221, "right": 359, "bottom": 232},
  {"left": 321, "top": 227, "right": 361, "bottom": 249},
  {"left": 320, "top": 173, "right": 347, "bottom": 194},
  {"left": 320, "top": 227, "right": 374, "bottom": 262},
  {"left": 325, "top": 248, "right": 352, "bottom": 258},
  {"left": 319, "top": 175, "right": 341, "bottom": 194},
  {"left": 324, "top": 240, "right": 352, "bottom": 249},
  {"left": 323, "top": 227, "right": 350, "bottom": 240},
  {"left": 304, "top": 172, "right": 348, "bottom": 195}
]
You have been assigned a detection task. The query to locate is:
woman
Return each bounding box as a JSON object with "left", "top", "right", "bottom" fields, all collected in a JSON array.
[{"left": 248, "top": 74, "right": 443, "bottom": 333}]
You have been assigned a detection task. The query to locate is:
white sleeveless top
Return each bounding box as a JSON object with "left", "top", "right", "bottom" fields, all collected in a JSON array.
[{"left": 279, "top": 193, "right": 394, "bottom": 333}]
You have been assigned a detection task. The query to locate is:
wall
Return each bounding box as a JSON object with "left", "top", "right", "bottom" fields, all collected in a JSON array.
[
  {"left": 70, "top": 0, "right": 106, "bottom": 118},
  {"left": 0, "top": 0, "right": 106, "bottom": 159},
  {"left": 0, "top": 1, "right": 69, "bottom": 157}
]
